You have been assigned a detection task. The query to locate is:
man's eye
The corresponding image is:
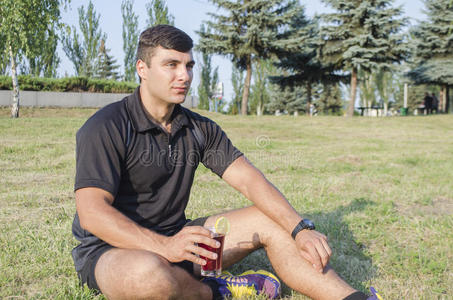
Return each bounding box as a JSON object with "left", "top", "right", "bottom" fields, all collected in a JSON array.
[{"left": 167, "top": 63, "right": 176, "bottom": 67}]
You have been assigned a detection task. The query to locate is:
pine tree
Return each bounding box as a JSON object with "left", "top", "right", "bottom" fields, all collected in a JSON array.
[
  {"left": 121, "top": 0, "right": 139, "bottom": 82},
  {"left": 407, "top": 0, "right": 453, "bottom": 112},
  {"left": 96, "top": 39, "right": 120, "bottom": 80},
  {"left": 317, "top": 84, "right": 344, "bottom": 115},
  {"left": 146, "top": 0, "right": 174, "bottom": 26},
  {"left": 198, "top": 0, "right": 304, "bottom": 115},
  {"left": 272, "top": 11, "right": 346, "bottom": 116},
  {"left": 320, "top": 0, "right": 408, "bottom": 116},
  {"left": 62, "top": 1, "right": 106, "bottom": 77}
]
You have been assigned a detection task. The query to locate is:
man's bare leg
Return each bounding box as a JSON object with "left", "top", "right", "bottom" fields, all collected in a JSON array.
[
  {"left": 95, "top": 248, "right": 212, "bottom": 300},
  {"left": 205, "top": 206, "right": 357, "bottom": 300}
]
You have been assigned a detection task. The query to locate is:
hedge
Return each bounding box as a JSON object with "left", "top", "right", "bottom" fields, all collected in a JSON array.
[{"left": 0, "top": 75, "right": 138, "bottom": 93}]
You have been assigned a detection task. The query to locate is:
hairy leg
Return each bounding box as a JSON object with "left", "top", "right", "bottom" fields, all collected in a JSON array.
[
  {"left": 95, "top": 248, "right": 211, "bottom": 300},
  {"left": 205, "top": 206, "right": 357, "bottom": 300}
]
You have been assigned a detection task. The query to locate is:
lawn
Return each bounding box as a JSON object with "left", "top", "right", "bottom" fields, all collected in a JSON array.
[{"left": 0, "top": 107, "right": 452, "bottom": 299}]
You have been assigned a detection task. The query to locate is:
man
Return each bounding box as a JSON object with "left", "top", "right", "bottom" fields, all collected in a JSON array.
[
  {"left": 72, "top": 25, "right": 381, "bottom": 300},
  {"left": 423, "top": 92, "right": 433, "bottom": 115}
]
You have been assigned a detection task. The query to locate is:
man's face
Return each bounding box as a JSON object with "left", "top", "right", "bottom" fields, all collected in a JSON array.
[{"left": 137, "top": 46, "right": 195, "bottom": 104}]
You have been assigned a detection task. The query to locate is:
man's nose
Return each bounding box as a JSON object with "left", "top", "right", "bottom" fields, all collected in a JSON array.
[{"left": 177, "top": 66, "right": 192, "bottom": 82}]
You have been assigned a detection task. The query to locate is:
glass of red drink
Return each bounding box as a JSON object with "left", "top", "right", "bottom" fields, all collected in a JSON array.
[{"left": 199, "top": 227, "right": 225, "bottom": 277}]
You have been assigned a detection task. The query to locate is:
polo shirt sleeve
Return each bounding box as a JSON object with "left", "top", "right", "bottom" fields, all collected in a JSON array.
[
  {"left": 74, "top": 115, "right": 126, "bottom": 196},
  {"left": 200, "top": 119, "right": 243, "bottom": 177}
]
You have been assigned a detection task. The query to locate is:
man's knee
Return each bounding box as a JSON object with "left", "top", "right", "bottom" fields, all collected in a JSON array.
[{"left": 96, "top": 249, "right": 182, "bottom": 300}]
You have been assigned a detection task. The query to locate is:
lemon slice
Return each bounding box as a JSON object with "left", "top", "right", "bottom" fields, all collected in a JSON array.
[{"left": 214, "top": 216, "right": 230, "bottom": 235}]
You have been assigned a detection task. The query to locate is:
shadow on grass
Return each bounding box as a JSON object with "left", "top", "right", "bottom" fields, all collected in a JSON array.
[{"left": 228, "top": 198, "right": 377, "bottom": 298}]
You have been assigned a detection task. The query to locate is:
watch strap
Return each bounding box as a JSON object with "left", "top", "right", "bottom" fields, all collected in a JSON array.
[{"left": 291, "top": 219, "right": 315, "bottom": 240}]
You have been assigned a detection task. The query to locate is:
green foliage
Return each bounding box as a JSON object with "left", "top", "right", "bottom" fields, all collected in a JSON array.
[
  {"left": 96, "top": 40, "right": 120, "bottom": 80},
  {"left": 121, "top": 0, "right": 139, "bottom": 82},
  {"left": 146, "top": 0, "right": 174, "bottom": 26},
  {"left": 320, "top": 0, "right": 408, "bottom": 72},
  {"left": 229, "top": 64, "right": 244, "bottom": 115},
  {"left": 198, "top": 0, "right": 304, "bottom": 114},
  {"left": 249, "top": 59, "right": 272, "bottom": 116},
  {"left": 62, "top": 1, "right": 107, "bottom": 77},
  {"left": 408, "top": 0, "right": 453, "bottom": 86},
  {"left": 0, "top": 75, "right": 137, "bottom": 93},
  {"left": 197, "top": 25, "right": 219, "bottom": 111},
  {"left": 317, "top": 83, "right": 344, "bottom": 115},
  {"left": 320, "top": 0, "right": 409, "bottom": 115},
  {"left": 266, "top": 85, "right": 302, "bottom": 115},
  {"left": 0, "top": 0, "right": 67, "bottom": 76}
]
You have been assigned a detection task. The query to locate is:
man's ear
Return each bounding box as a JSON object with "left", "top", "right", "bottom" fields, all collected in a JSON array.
[{"left": 136, "top": 59, "right": 148, "bottom": 81}]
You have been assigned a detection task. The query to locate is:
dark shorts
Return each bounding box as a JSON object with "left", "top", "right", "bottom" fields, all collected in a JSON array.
[{"left": 77, "top": 217, "right": 208, "bottom": 292}]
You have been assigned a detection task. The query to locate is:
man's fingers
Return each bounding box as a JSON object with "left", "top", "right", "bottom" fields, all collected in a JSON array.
[
  {"left": 306, "top": 242, "right": 323, "bottom": 272},
  {"left": 181, "top": 225, "right": 212, "bottom": 237},
  {"left": 314, "top": 240, "right": 329, "bottom": 268},
  {"left": 191, "top": 235, "right": 220, "bottom": 249},
  {"left": 186, "top": 244, "right": 218, "bottom": 260},
  {"left": 321, "top": 238, "right": 332, "bottom": 257},
  {"left": 183, "top": 252, "right": 207, "bottom": 266}
]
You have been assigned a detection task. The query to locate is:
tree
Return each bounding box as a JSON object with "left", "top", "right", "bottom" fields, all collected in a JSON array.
[
  {"left": 407, "top": 0, "right": 453, "bottom": 113},
  {"left": 25, "top": 28, "right": 60, "bottom": 78},
  {"left": 317, "top": 83, "right": 344, "bottom": 115},
  {"left": 230, "top": 64, "right": 244, "bottom": 115},
  {"left": 146, "top": 0, "right": 174, "bottom": 26},
  {"left": 358, "top": 68, "right": 376, "bottom": 116},
  {"left": 271, "top": 11, "right": 346, "bottom": 116},
  {"left": 198, "top": 0, "right": 304, "bottom": 115},
  {"left": 197, "top": 25, "right": 219, "bottom": 111},
  {"left": 121, "top": 0, "right": 139, "bottom": 82},
  {"left": 249, "top": 59, "right": 272, "bottom": 116},
  {"left": 0, "top": 0, "right": 68, "bottom": 118},
  {"left": 96, "top": 39, "right": 120, "bottom": 80},
  {"left": 320, "top": 0, "right": 408, "bottom": 116},
  {"left": 62, "top": 1, "right": 106, "bottom": 77}
]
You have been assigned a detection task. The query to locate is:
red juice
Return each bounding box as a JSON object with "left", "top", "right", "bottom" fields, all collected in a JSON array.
[{"left": 200, "top": 234, "right": 225, "bottom": 276}]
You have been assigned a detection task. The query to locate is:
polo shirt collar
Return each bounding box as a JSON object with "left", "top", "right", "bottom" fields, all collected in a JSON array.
[{"left": 126, "top": 87, "right": 190, "bottom": 133}]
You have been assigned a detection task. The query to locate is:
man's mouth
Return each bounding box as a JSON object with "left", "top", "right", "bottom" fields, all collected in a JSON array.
[{"left": 173, "top": 87, "right": 188, "bottom": 93}]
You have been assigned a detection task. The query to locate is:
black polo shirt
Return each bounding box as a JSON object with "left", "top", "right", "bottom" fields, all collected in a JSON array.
[{"left": 71, "top": 87, "right": 243, "bottom": 272}]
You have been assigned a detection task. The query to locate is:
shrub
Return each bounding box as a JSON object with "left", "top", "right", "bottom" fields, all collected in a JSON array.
[{"left": 0, "top": 75, "right": 138, "bottom": 93}]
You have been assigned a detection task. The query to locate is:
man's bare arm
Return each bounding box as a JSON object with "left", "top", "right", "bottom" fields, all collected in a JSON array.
[
  {"left": 222, "top": 156, "right": 332, "bottom": 273},
  {"left": 75, "top": 187, "right": 218, "bottom": 265}
]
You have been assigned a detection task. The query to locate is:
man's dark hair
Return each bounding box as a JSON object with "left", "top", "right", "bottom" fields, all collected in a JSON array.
[{"left": 136, "top": 25, "right": 193, "bottom": 66}]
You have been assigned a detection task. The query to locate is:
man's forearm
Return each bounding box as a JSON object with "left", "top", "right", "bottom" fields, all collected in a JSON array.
[
  {"left": 223, "top": 157, "right": 302, "bottom": 234},
  {"left": 76, "top": 189, "right": 168, "bottom": 257}
]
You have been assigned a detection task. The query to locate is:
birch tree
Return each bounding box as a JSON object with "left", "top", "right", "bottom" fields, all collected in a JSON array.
[{"left": 0, "top": 0, "right": 68, "bottom": 118}]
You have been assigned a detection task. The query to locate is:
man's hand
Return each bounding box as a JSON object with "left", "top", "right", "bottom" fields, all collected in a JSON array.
[
  {"left": 161, "top": 226, "right": 220, "bottom": 266},
  {"left": 295, "top": 230, "right": 332, "bottom": 273}
]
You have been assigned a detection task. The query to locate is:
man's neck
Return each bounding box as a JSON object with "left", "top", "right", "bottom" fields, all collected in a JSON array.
[{"left": 139, "top": 85, "right": 175, "bottom": 132}]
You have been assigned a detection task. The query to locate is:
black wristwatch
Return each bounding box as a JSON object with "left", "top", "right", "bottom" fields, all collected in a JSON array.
[{"left": 291, "top": 219, "right": 315, "bottom": 240}]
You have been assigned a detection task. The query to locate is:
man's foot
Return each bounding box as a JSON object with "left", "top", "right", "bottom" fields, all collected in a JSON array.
[
  {"left": 368, "top": 287, "right": 383, "bottom": 300},
  {"left": 201, "top": 269, "right": 281, "bottom": 299}
]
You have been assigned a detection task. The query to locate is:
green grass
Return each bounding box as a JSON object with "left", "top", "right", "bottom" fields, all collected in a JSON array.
[{"left": 1, "top": 107, "right": 452, "bottom": 299}]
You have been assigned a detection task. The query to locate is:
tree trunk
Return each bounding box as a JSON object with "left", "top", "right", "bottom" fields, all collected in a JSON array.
[
  {"left": 445, "top": 85, "right": 450, "bottom": 114},
  {"left": 383, "top": 102, "right": 388, "bottom": 117},
  {"left": 9, "top": 45, "right": 20, "bottom": 118},
  {"left": 348, "top": 67, "right": 358, "bottom": 117},
  {"left": 440, "top": 85, "right": 447, "bottom": 113},
  {"left": 306, "top": 83, "right": 312, "bottom": 116},
  {"left": 241, "top": 56, "right": 252, "bottom": 116}
]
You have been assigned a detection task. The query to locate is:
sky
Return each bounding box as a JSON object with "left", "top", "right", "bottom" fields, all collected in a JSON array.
[{"left": 57, "top": 0, "right": 427, "bottom": 102}]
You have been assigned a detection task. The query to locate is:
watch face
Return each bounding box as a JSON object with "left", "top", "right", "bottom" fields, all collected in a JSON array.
[{"left": 303, "top": 218, "right": 315, "bottom": 229}]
